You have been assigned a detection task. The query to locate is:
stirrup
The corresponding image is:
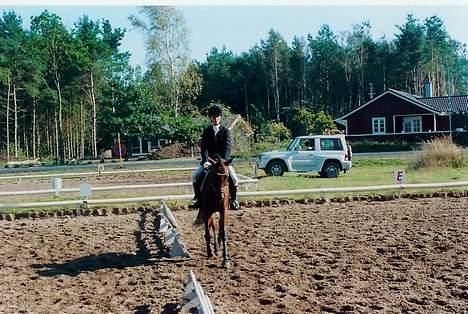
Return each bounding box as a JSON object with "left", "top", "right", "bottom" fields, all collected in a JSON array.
[
  {"left": 188, "top": 199, "right": 199, "bottom": 209},
  {"left": 230, "top": 200, "right": 240, "bottom": 210}
]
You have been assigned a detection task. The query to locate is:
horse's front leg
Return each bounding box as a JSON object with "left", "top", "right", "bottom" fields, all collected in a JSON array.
[
  {"left": 219, "top": 210, "right": 229, "bottom": 268},
  {"left": 204, "top": 219, "right": 213, "bottom": 258},
  {"left": 210, "top": 218, "right": 218, "bottom": 256}
]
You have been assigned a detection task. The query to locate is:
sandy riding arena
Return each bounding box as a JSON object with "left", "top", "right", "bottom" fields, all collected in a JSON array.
[{"left": 0, "top": 197, "right": 467, "bottom": 313}]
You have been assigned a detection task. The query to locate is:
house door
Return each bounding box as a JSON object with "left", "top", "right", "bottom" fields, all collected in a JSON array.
[{"left": 403, "top": 116, "right": 422, "bottom": 133}]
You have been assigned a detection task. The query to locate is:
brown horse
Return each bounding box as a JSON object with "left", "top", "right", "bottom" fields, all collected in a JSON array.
[{"left": 194, "top": 157, "right": 231, "bottom": 268}]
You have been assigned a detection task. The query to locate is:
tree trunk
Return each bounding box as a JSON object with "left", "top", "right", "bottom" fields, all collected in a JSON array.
[
  {"left": 23, "top": 115, "right": 28, "bottom": 158},
  {"left": 274, "top": 53, "right": 280, "bottom": 122},
  {"left": 90, "top": 71, "right": 98, "bottom": 159},
  {"left": 54, "top": 107, "right": 59, "bottom": 162},
  {"left": 46, "top": 108, "right": 51, "bottom": 157},
  {"left": 80, "top": 99, "right": 85, "bottom": 159},
  {"left": 32, "top": 98, "right": 37, "bottom": 158},
  {"left": 54, "top": 72, "right": 65, "bottom": 164},
  {"left": 244, "top": 80, "right": 249, "bottom": 123},
  {"left": 13, "top": 83, "right": 18, "bottom": 158},
  {"left": 6, "top": 74, "right": 11, "bottom": 161}
]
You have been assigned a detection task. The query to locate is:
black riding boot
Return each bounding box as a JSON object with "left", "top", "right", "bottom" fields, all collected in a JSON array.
[
  {"left": 230, "top": 185, "right": 240, "bottom": 210},
  {"left": 188, "top": 183, "right": 200, "bottom": 209}
]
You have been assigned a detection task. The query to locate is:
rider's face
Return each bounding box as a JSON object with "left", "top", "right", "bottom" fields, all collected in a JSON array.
[{"left": 210, "top": 115, "right": 221, "bottom": 126}]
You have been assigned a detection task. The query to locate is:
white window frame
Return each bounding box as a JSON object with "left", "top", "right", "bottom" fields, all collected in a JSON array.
[
  {"left": 372, "top": 117, "right": 386, "bottom": 134},
  {"left": 402, "top": 116, "right": 422, "bottom": 133}
]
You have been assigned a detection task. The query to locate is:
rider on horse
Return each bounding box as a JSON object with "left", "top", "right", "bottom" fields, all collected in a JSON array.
[{"left": 189, "top": 105, "right": 240, "bottom": 210}]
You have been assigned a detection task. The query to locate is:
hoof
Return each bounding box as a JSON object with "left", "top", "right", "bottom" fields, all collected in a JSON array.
[{"left": 222, "top": 260, "right": 230, "bottom": 269}]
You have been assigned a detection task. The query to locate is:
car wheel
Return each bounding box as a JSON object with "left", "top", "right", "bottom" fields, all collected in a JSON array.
[
  {"left": 321, "top": 161, "right": 340, "bottom": 178},
  {"left": 267, "top": 160, "right": 285, "bottom": 176}
]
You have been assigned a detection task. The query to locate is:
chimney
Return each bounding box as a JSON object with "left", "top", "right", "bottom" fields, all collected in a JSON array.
[{"left": 424, "top": 79, "right": 432, "bottom": 97}]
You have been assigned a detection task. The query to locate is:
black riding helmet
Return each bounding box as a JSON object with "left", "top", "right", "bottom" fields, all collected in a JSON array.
[{"left": 208, "top": 105, "right": 222, "bottom": 117}]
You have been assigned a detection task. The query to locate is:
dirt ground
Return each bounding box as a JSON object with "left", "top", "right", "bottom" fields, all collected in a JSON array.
[{"left": 0, "top": 197, "right": 467, "bottom": 313}]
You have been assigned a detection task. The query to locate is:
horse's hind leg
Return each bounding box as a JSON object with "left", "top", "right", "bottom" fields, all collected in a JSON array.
[
  {"left": 204, "top": 219, "right": 213, "bottom": 258},
  {"left": 219, "top": 211, "right": 229, "bottom": 268}
]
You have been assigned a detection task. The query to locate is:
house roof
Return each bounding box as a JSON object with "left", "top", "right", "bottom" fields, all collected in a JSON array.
[
  {"left": 336, "top": 88, "right": 468, "bottom": 121},
  {"left": 336, "top": 89, "right": 440, "bottom": 121},
  {"left": 418, "top": 95, "right": 468, "bottom": 113}
]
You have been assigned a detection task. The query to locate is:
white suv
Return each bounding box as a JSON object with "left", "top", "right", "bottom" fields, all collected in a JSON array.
[{"left": 257, "top": 135, "right": 352, "bottom": 178}]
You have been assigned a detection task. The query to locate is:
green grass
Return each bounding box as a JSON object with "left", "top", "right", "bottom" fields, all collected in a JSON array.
[{"left": 254, "top": 156, "right": 468, "bottom": 191}]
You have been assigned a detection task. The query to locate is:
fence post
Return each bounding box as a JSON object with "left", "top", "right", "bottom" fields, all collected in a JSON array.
[
  {"left": 52, "top": 177, "right": 62, "bottom": 197},
  {"left": 252, "top": 164, "right": 257, "bottom": 179}
]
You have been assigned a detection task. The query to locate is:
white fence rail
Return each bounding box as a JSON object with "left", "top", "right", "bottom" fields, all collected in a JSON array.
[
  {"left": 0, "top": 167, "right": 197, "bottom": 181},
  {"left": 0, "top": 178, "right": 258, "bottom": 197},
  {"left": 1, "top": 181, "right": 467, "bottom": 209}
]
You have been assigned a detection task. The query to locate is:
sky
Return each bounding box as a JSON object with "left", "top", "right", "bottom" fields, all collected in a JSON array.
[{"left": 1, "top": 4, "right": 468, "bottom": 72}]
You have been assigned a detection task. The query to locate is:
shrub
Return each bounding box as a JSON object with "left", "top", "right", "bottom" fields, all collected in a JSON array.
[
  {"left": 260, "top": 121, "right": 292, "bottom": 143},
  {"left": 408, "top": 137, "right": 464, "bottom": 170},
  {"left": 349, "top": 140, "right": 418, "bottom": 153}
]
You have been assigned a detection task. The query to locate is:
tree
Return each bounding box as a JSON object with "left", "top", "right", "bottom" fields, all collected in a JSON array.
[
  {"left": 177, "top": 61, "right": 203, "bottom": 116},
  {"left": 0, "top": 11, "right": 28, "bottom": 160},
  {"left": 423, "top": 16, "right": 452, "bottom": 96},
  {"left": 129, "top": 6, "right": 190, "bottom": 116},
  {"left": 394, "top": 15, "right": 425, "bottom": 94},
  {"left": 308, "top": 25, "right": 345, "bottom": 115},
  {"left": 288, "top": 108, "right": 335, "bottom": 137},
  {"left": 289, "top": 36, "right": 309, "bottom": 108},
  {"left": 346, "top": 22, "right": 374, "bottom": 107},
  {"left": 30, "top": 11, "right": 72, "bottom": 164},
  {"left": 261, "top": 29, "right": 290, "bottom": 122},
  {"left": 72, "top": 16, "right": 126, "bottom": 158},
  {"left": 262, "top": 121, "right": 291, "bottom": 143},
  {"left": 198, "top": 47, "right": 236, "bottom": 106}
]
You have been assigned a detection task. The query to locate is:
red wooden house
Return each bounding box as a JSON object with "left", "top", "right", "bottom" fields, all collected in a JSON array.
[{"left": 335, "top": 87, "right": 468, "bottom": 141}]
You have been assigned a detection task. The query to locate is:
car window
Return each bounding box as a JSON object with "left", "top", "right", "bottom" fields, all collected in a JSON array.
[
  {"left": 320, "top": 138, "right": 343, "bottom": 151},
  {"left": 298, "top": 139, "right": 315, "bottom": 151}
]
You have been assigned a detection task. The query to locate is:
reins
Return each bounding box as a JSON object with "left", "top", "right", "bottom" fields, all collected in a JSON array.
[{"left": 216, "top": 170, "right": 228, "bottom": 177}]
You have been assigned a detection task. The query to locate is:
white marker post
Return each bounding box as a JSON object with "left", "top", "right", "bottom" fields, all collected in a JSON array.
[
  {"left": 394, "top": 169, "right": 406, "bottom": 184},
  {"left": 52, "top": 177, "right": 62, "bottom": 197},
  {"left": 79, "top": 183, "right": 92, "bottom": 209}
]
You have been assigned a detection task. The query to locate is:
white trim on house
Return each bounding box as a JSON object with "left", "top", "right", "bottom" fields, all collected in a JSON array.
[
  {"left": 372, "top": 117, "right": 386, "bottom": 134},
  {"left": 345, "top": 131, "right": 450, "bottom": 137},
  {"left": 393, "top": 113, "right": 435, "bottom": 117},
  {"left": 336, "top": 89, "right": 442, "bottom": 121}
]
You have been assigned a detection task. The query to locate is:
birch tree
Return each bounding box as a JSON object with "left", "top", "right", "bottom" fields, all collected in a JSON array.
[{"left": 130, "top": 6, "right": 190, "bottom": 116}]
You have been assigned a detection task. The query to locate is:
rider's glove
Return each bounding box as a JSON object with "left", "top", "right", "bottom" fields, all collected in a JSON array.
[{"left": 203, "top": 161, "right": 212, "bottom": 169}]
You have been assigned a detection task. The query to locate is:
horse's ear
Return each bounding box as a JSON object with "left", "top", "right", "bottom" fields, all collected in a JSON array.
[
  {"left": 207, "top": 156, "right": 216, "bottom": 164},
  {"left": 225, "top": 158, "right": 233, "bottom": 165}
]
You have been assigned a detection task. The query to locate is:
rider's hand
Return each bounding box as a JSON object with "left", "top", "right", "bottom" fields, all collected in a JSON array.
[{"left": 203, "top": 161, "right": 212, "bottom": 169}]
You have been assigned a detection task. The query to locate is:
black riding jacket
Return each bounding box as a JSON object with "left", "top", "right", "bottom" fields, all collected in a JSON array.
[{"left": 200, "top": 124, "right": 232, "bottom": 165}]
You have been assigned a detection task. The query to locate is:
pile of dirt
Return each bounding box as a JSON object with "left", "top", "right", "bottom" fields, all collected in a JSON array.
[{"left": 148, "top": 142, "right": 200, "bottom": 160}]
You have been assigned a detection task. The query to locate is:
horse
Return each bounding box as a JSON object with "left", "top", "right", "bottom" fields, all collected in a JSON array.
[{"left": 194, "top": 157, "right": 231, "bottom": 268}]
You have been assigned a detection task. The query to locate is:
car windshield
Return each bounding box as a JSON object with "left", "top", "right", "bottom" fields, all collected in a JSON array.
[{"left": 287, "top": 139, "right": 297, "bottom": 151}]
